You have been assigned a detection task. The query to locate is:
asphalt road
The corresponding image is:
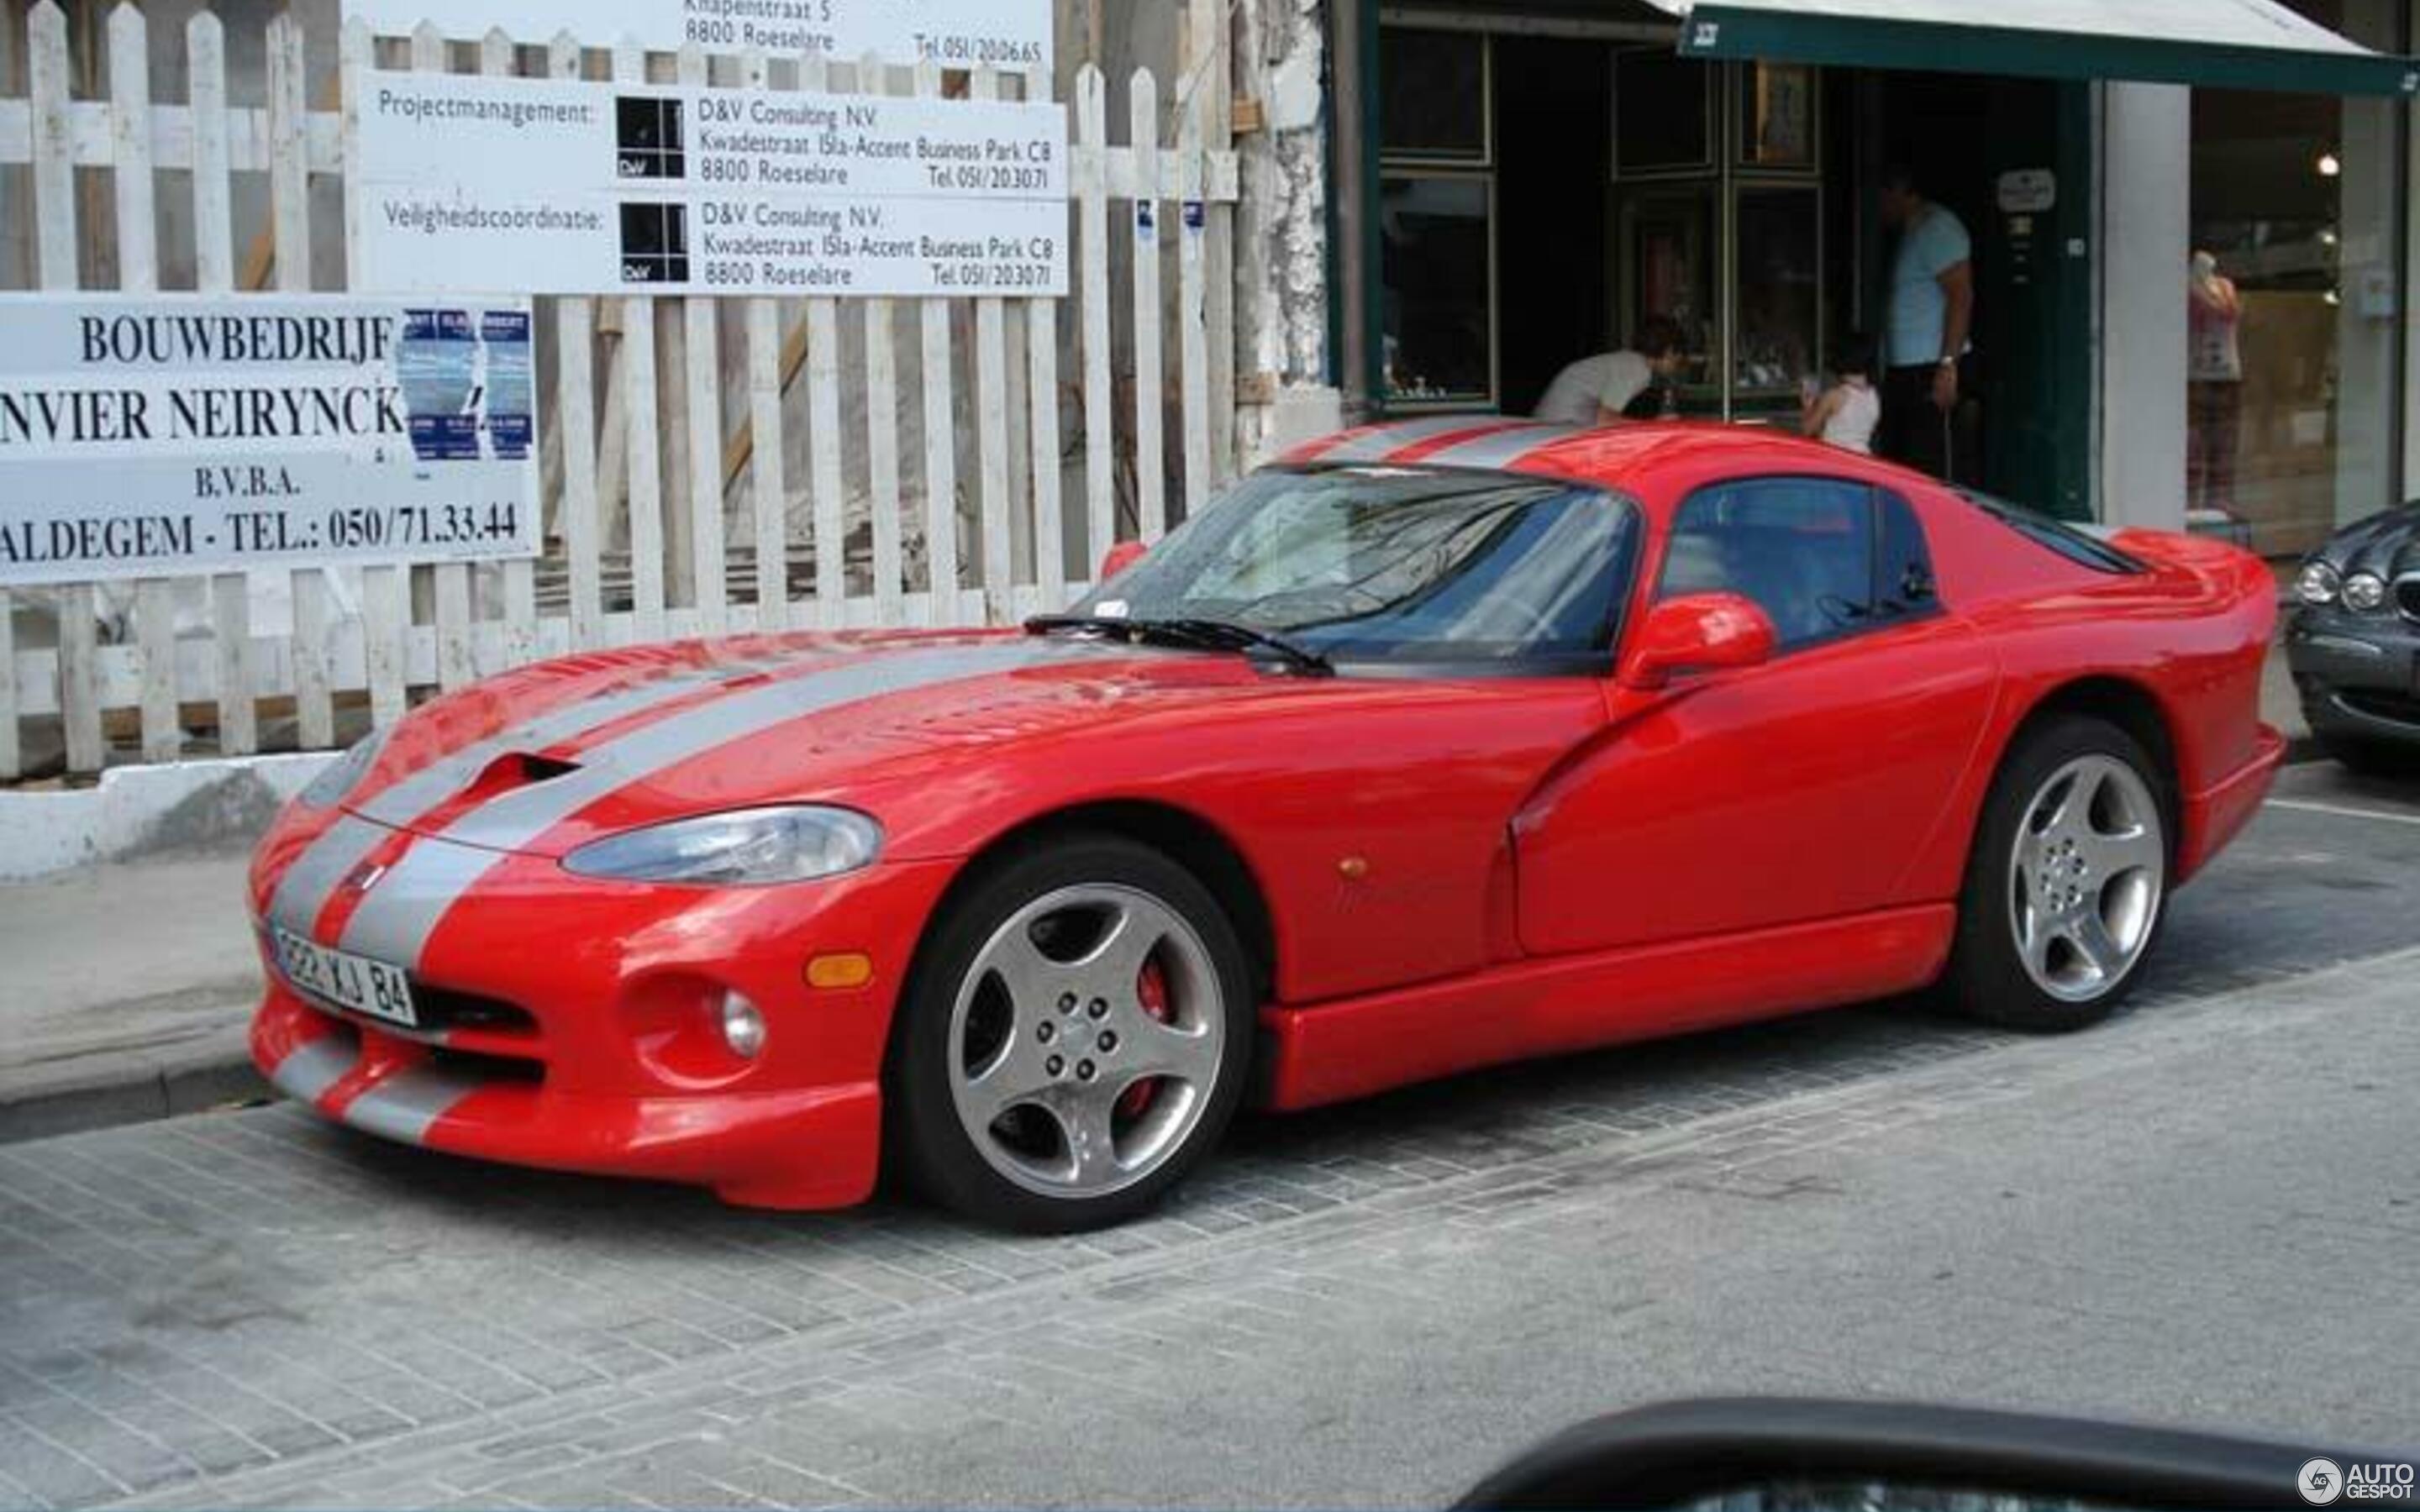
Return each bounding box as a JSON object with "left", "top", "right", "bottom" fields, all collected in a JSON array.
[{"left": 0, "top": 762, "right": 2415, "bottom": 1510}]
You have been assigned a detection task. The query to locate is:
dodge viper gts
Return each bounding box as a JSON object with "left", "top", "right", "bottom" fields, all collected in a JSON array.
[{"left": 249, "top": 420, "right": 2282, "bottom": 1231}]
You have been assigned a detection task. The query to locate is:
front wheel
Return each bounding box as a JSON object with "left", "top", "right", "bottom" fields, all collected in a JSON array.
[
  {"left": 887, "top": 835, "right": 1255, "bottom": 1231},
  {"left": 1942, "top": 717, "right": 2170, "bottom": 1032}
]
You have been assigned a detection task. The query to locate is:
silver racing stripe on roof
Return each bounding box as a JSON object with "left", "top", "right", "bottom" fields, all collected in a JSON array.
[
  {"left": 1317, "top": 416, "right": 1511, "bottom": 464},
  {"left": 336, "top": 639, "right": 1103, "bottom": 973},
  {"left": 1413, "top": 423, "right": 1577, "bottom": 471}
]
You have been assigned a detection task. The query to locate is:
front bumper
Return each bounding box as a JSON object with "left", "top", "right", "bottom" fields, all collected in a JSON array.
[
  {"left": 249, "top": 828, "right": 961, "bottom": 1210},
  {"left": 2286, "top": 610, "right": 2420, "bottom": 748}
]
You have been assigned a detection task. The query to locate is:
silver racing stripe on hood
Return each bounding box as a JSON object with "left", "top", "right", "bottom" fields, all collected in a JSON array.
[
  {"left": 336, "top": 639, "right": 1106, "bottom": 973},
  {"left": 269, "top": 654, "right": 792, "bottom": 941},
  {"left": 354, "top": 655, "right": 792, "bottom": 829}
]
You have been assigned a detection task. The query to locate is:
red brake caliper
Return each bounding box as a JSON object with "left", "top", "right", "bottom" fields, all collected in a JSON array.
[{"left": 1118, "top": 957, "right": 1171, "bottom": 1118}]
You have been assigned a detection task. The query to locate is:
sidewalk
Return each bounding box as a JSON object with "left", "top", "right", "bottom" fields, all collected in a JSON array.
[
  {"left": 0, "top": 851, "right": 266, "bottom": 1142},
  {"left": 0, "top": 637, "right": 2325, "bottom": 1146}
]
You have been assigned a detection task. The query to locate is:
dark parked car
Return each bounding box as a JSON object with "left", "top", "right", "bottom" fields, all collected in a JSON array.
[{"left": 2288, "top": 501, "right": 2420, "bottom": 774}]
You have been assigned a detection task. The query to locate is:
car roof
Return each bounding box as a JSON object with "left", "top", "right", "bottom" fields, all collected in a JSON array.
[{"left": 1279, "top": 417, "right": 1928, "bottom": 497}]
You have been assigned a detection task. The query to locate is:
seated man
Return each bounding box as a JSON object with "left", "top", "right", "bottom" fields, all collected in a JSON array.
[{"left": 1534, "top": 317, "right": 1689, "bottom": 426}]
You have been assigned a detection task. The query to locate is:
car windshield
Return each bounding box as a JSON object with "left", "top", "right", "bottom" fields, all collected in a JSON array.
[{"left": 1063, "top": 466, "right": 1635, "bottom": 668}]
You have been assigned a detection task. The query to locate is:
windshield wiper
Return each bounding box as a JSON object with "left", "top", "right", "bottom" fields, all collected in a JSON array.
[{"left": 1025, "top": 614, "right": 1335, "bottom": 677}]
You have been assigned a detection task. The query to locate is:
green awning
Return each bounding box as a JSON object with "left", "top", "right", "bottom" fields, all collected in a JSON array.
[{"left": 1645, "top": 0, "right": 2420, "bottom": 97}]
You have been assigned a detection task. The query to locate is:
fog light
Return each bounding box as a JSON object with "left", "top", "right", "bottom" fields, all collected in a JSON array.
[{"left": 720, "top": 992, "right": 766, "bottom": 1059}]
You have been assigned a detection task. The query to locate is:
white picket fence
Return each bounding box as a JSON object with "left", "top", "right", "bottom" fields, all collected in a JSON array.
[{"left": 0, "top": 0, "right": 1242, "bottom": 779}]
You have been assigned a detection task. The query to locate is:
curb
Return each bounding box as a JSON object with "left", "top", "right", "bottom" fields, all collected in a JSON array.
[{"left": 0, "top": 1030, "right": 267, "bottom": 1147}]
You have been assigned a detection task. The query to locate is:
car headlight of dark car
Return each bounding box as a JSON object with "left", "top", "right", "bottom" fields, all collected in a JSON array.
[
  {"left": 563, "top": 806, "right": 884, "bottom": 886},
  {"left": 2342, "top": 570, "right": 2391, "bottom": 613},
  {"left": 2296, "top": 559, "right": 2343, "bottom": 607}
]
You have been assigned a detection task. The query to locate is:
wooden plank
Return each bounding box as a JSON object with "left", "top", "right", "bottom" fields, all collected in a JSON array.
[
  {"left": 0, "top": 6, "right": 15, "bottom": 774},
  {"left": 1128, "top": 68, "right": 1166, "bottom": 542},
  {"left": 1024, "top": 60, "right": 1066, "bottom": 604},
  {"left": 613, "top": 39, "right": 667, "bottom": 643},
  {"left": 190, "top": 9, "right": 256, "bottom": 758},
  {"left": 799, "top": 54, "right": 844, "bottom": 626},
  {"left": 484, "top": 26, "right": 538, "bottom": 672},
  {"left": 679, "top": 42, "right": 725, "bottom": 633},
  {"left": 276, "top": 12, "right": 334, "bottom": 747},
  {"left": 106, "top": 3, "right": 178, "bottom": 764},
  {"left": 913, "top": 56, "right": 958, "bottom": 624},
  {"left": 739, "top": 46, "right": 788, "bottom": 630},
  {"left": 861, "top": 53, "right": 905, "bottom": 628},
  {"left": 551, "top": 31, "right": 606, "bottom": 650},
  {"left": 971, "top": 66, "right": 1012, "bottom": 623},
  {"left": 339, "top": 18, "right": 408, "bottom": 727},
  {"left": 1075, "top": 65, "right": 1113, "bottom": 571},
  {"left": 1176, "top": 79, "right": 1210, "bottom": 524},
  {"left": 32, "top": 0, "right": 103, "bottom": 774},
  {"left": 408, "top": 22, "right": 475, "bottom": 695},
  {"left": 1193, "top": 0, "right": 1236, "bottom": 488}
]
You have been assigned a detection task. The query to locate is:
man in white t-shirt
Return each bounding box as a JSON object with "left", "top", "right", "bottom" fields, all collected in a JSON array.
[{"left": 1534, "top": 317, "right": 1688, "bottom": 427}]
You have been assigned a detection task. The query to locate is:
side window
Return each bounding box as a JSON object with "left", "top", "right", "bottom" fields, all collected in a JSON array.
[
  {"left": 1658, "top": 477, "right": 1878, "bottom": 648},
  {"left": 1876, "top": 490, "right": 1941, "bottom": 612}
]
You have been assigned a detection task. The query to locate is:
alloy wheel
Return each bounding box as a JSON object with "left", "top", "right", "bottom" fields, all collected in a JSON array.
[
  {"left": 2006, "top": 753, "right": 2166, "bottom": 1003},
  {"left": 945, "top": 884, "right": 1226, "bottom": 1199}
]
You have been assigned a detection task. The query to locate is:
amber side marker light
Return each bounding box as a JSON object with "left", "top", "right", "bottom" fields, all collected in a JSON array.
[{"left": 806, "top": 953, "right": 876, "bottom": 990}]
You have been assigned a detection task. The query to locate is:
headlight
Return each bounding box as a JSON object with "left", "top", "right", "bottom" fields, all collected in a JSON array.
[
  {"left": 562, "top": 806, "right": 883, "bottom": 886},
  {"left": 299, "top": 731, "right": 385, "bottom": 810},
  {"left": 2296, "top": 560, "right": 2342, "bottom": 606},
  {"left": 2344, "top": 570, "right": 2389, "bottom": 612}
]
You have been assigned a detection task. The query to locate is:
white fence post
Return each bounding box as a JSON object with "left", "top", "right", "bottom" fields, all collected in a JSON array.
[
  {"left": 275, "top": 12, "right": 337, "bottom": 752},
  {"left": 1128, "top": 69, "right": 1166, "bottom": 543},
  {"left": 913, "top": 55, "right": 960, "bottom": 624},
  {"left": 1076, "top": 65, "right": 1113, "bottom": 569},
  {"left": 190, "top": 9, "right": 258, "bottom": 759}
]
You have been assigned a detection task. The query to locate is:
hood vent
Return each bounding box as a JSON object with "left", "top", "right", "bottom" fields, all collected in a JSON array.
[{"left": 456, "top": 751, "right": 582, "bottom": 806}]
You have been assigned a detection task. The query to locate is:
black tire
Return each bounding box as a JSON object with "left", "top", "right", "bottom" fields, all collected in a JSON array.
[
  {"left": 2318, "top": 735, "right": 2417, "bottom": 780},
  {"left": 886, "top": 833, "right": 1255, "bottom": 1232},
  {"left": 1940, "top": 715, "right": 2171, "bottom": 1032}
]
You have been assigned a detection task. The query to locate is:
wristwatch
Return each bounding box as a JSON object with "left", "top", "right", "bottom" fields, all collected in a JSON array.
[{"left": 1937, "top": 355, "right": 1958, "bottom": 370}]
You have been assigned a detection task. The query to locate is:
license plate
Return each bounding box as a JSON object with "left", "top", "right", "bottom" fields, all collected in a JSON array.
[{"left": 271, "top": 927, "right": 418, "bottom": 1028}]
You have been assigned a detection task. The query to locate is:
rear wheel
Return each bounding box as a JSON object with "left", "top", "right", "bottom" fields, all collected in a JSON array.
[
  {"left": 1942, "top": 717, "right": 2170, "bottom": 1032},
  {"left": 887, "top": 835, "right": 1254, "bottom": 1231}
]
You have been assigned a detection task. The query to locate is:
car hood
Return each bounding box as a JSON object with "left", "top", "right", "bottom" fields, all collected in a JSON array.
[
  {"left": 2315, "top": 500, "right": 2420, "bottom": 579},
  {"left": 331, "top": 629, "right": 1447, "bottom": 858}
]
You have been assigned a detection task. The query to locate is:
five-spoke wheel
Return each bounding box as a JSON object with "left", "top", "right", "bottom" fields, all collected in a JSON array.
[
  {"left": 890, "top": 836, "right": 1254, "bottom": 1231},
  {"left": 2007, "top": 753, "right": 2165, "bottom": 1003},
  {"left": 1944, "top": 716, "right": 2171, "bottom": 1031}
]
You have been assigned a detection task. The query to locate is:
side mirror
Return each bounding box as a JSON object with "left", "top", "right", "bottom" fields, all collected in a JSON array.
[
  {"left": 1618, "top": 591, "right": 1776, "bottom": 691},
  {"left": 1098, "top": 539, "right": 1149, "bottom": 583}
]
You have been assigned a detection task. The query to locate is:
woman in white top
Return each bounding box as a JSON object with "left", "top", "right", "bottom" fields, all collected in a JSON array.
[{"left": 1802, "top": 334, "right": 1881, "bottom": 455}]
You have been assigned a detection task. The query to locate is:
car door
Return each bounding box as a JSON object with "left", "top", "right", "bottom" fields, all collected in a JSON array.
[{"left": 1514, "top": 474, "right": 1999, "bottom": 957}]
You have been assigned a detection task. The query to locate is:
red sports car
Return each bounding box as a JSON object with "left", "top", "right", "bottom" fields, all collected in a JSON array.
[{"left": 248, "top": 422, "right": 2282, "bottom": 1230}]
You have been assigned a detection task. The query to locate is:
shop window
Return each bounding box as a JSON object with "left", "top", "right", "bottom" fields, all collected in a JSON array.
[
  {"left": 1381, "top": 29, "right": 1488, "bottom": 162},
  {"left": 1381, "top": 175, "right": 1496, "bottom": 406},
  {"left": 1733, "top": 187, "right": 1820, "bottom": 401},
  {"left": 1618, "top": 186, "right": 1716, "bottom": 395},
  {"left": 2187, "top": 0, "right": 2406, "bottom": 554},
  {"left": 1615, "top": 49, "right": 1712, "bottom": 175},
  {"left": 1738, "top": 62, "right": 1817, "bottom": 171}
]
